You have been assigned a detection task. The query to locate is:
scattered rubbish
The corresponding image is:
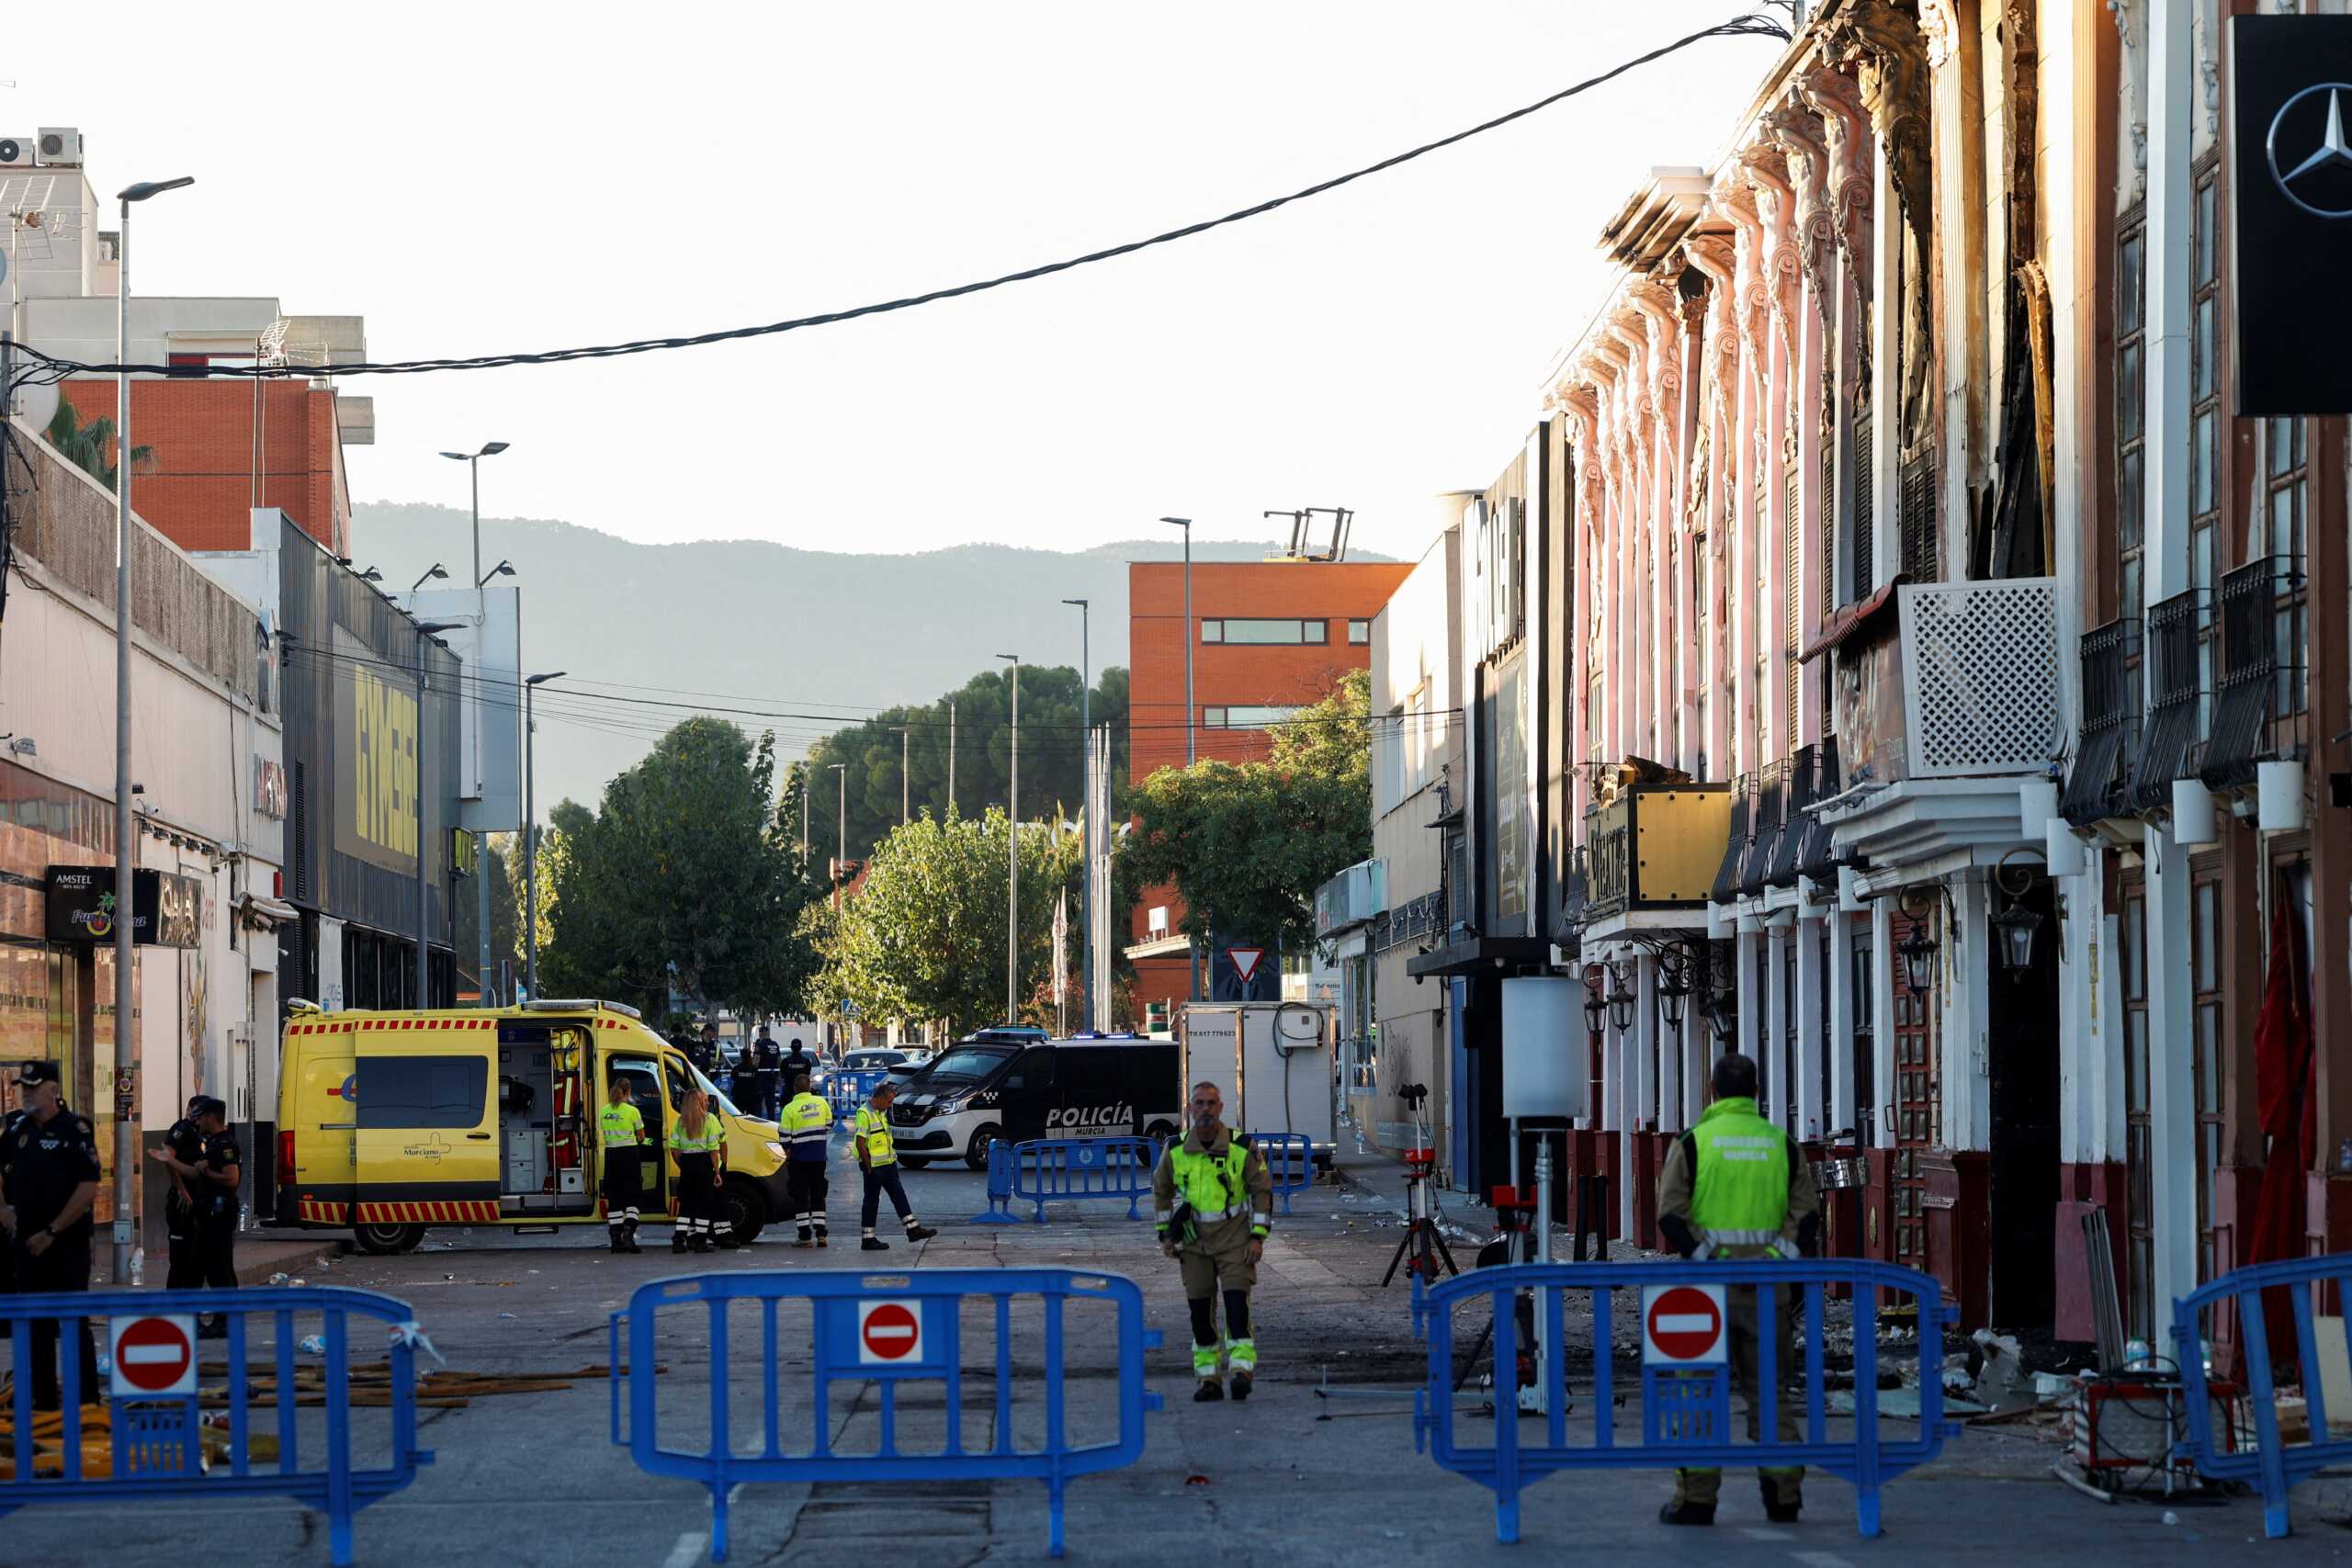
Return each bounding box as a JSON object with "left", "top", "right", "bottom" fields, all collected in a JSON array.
[
  {"left": 287, "top": 1278, "right": 309, "bottom": 1288},
  {"left": 1971, "top": 1327, "right": 2034, "bottom": 1415},
  {"left": 299, "top": 1335, "right": 327, "bottom": 1355},
  {"left": 2162, "top": 1511, "right": 2179, "bottom": 1527},
  {"left": 1184, "top": 1474, "right": 1212, "bottom": 1487},
  {"left": 266, "top": 1272, "right": 291, "bottom": 1286},
  {"left": 129, "top": 1248, "right": 145, "bottom": 1287},
  {"left": 95, "top": 1350, "right": 112, "bottom": 1378},
  {"left": 498, "top": 1312, "right": 519, "bottom": 1320}
]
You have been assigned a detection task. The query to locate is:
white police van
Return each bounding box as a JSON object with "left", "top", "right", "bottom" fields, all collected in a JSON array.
[{"left": 886, "top": 1029, "right": 1182, "bottom": 1168}]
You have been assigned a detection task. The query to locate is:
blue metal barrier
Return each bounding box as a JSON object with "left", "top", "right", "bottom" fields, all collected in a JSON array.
[
  {"left": 1008, "top": 1136, "right": 1159, "bottom": 1224},
  {"left": 610, "top": 1266, "right": 1162, "bottom": 1560},
  {"left": 0, "top": 1285, "right": 433, "bottom": 1566},
  {"left": 1245, "top": 1131, "right": 1313, "bottom": 1215},
  {"left": 1413, "top": 1258, "right": 1956, "bottom": 1542},
  {"left": 2172, "top": 1251, "right": 2352, "bottom": 1538},
  {"left": 969, "top": 1137, "right": 1019, "bottom": 1224},
  {"left": 826, "top": 1069, "right": 888, "bottom": 1120}
]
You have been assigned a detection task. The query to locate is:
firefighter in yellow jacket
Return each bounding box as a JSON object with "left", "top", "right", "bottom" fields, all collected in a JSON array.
[{"left": 1153, "top": 1080, "right": 1273, "bottom": 1403}]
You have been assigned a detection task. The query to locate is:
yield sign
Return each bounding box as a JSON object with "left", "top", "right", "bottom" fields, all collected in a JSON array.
[
  {"left": 1641, "top": 1283, "right": 1726, "bottom": 1365},
  {"left": 858, "top": 1299, "right": 923, "bottom": 1364},
  {"left": 110, "top": 1314, "right": 198, "bottom": 1397},
  {"left": 1227, "top": 947, "right": 1266, "bottom": 987}
]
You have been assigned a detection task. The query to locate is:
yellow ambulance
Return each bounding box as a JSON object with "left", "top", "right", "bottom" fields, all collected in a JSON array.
[{"left": 272, "top": 998, "right": 791, "bottom": 1254}]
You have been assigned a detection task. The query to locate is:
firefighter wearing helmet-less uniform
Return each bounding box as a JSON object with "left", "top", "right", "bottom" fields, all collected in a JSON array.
[
  {"left": 1153, "top": 1080, "right": 1272, "bottom": 1403},
  {"left": 1654, "top": 1051, "right": 1822, "bottom": 1528}
]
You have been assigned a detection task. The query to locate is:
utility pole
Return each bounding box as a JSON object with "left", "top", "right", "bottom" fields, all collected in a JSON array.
[
  {"left": 947, "top": 701, "right": 956, "bottom": 817},
  {"left": 1159, "top": 517, "right": 1198, "bottom": 1007},
  {"left": 999, "top": 654, "right": 1020, "bottom": 1024},
  {"left": 413, "top": 622, "right": 463, "bottom": 1006},
  {"left": 523, "top": 671, "right": 565, "bottom": 998},
  {"left": 1062, "top": 597, "right": 1092, "bottom": 1031},
  {"left": 830, "top": 762, "right": 846, "bottom": 911}
]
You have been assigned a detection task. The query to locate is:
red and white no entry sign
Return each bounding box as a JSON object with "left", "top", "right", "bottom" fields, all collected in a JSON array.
[
  {"left": 1641, "top": 1284, "right": 1727, "bottom": 1365},
  {"left": 110, "top": 1314, "right": 198, "bottom": 1397},
  {"left": 857, "top": 1299, "right": 923, "bottom": 1365}
]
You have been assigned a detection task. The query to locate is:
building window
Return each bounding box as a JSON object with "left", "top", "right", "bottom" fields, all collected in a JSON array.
[
  {"left": 2116, "top": 213, "right": 2147, "bottom": 622},
  {"left": 1348, "top": 619, "right": 1371, "bottom": 645},
  {"left": 1203, "top": 705, "right": 1304, "bottom": 729},
  {"left": 2257, "top": 418, "right": 2309, "bottom": 724},
  {"left": 1200, "top": 618, "right": 1328, "bottom": 645},
  {"left": 2189, "top": 161, "right": 2222, "bottom": 747}
]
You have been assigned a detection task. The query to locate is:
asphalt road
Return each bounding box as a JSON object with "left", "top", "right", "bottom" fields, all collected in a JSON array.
[{"left": 3, "top": 1140, "right": 2345, "bottom": 1565}]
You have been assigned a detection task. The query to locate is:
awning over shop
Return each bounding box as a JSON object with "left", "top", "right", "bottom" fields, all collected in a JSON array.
[{"left": 1406, "top": 934, "right": 1552, "bottom": 979}]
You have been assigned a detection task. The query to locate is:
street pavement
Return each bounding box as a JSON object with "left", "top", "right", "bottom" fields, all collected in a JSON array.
[{"left": 6, "top": 1134, "right": 2346, "bottom": 1565}]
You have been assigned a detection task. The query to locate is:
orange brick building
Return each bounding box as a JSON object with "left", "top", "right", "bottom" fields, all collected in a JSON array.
[
  {"left": 60, "top": 378, "right": 355, "bottom": 556},
  {"left": 1125, "top": 558, "right": 1412, "bottom": 1027}
]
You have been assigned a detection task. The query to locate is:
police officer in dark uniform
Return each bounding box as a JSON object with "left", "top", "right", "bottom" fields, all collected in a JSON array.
[
  {"left": 161, "top": 1094, "right": 209, "bottom": 1291},
  {"left": 0, "top": 1084, "right": 26, "bottom": 1322},
  {"left": 150, "top": 1095, "right": 239, "bottom": 1333},
  {"left": 0, "top": 1060, "right": 102, "bottom": 1409}
]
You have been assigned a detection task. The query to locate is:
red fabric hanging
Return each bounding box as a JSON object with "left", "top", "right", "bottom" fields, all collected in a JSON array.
[{"left": 2244, "top": 875, "right": 2313, "bottom": 1379}]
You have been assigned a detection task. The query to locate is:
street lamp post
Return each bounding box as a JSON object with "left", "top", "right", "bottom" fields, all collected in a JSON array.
[
  {"left": 999, "top": 654, "right": 1020, "bottom": 1025},
  {"left": 413, "top": 621, "right": 463, "bottom": 1006},
  {"left": 442, "top": 443, "right": 512, "bottom": 1009},
  {"left": 522, "top": 671, "right": 565, "bottom": 998},
  {"left": 1061, "top": 598, "right": 1092, "bottom": 1031},
  {"left": 110, "top": 174, "right": 193, "bottom": 1282},
  {"left": 437, "top": 440, "right": 510, "bottom": 591},
  {"left": 1159, "top": 517, "right": 1197, "bottom": 1005}
]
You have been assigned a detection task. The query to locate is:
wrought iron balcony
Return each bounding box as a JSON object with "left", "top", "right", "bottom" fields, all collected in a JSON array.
[
  {"left": 2127, "top": 590, "right": 2201, "bottom": 812},
  {"left": 2060, "top": 616, "right": 2140, "bottom": 826},
  {"left": 1737, "top": 760, "right": 1787, "bottom": 897},
  {"left": 1794, "top": 736, "right": 1845, "bottom": 879},
  {"left": 1711, "top": 773, "right": 1753, "bottom": 906},
  {"left": 1769, "top": 744, "right": 1818, "bottom": 886},
  {"left": 2203, "top": 557, "right": 2302, "bottom": 790}
]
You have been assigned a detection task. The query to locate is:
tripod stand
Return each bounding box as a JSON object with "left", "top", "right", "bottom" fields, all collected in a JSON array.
[{"left": 1381, "top": 1084, "right": 1459, "bottom": 1287}]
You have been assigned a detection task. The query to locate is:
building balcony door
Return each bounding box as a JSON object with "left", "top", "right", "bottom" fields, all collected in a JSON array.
[{"left": 1889, "top": 909, "right": 1940, "bottom": 1273}]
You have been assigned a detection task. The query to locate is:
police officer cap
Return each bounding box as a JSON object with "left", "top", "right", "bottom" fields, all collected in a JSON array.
[
  {"left": 194, "top": 1096, "right": 229, "bottom": 1121},
  {"left": 13, "top": 1059, "right": 60, "bottom": 1089}
]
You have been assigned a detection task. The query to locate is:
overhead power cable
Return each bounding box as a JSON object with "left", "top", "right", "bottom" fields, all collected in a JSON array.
[{"left": 15, "top": 12, "right": 1785, "bottom": 383}]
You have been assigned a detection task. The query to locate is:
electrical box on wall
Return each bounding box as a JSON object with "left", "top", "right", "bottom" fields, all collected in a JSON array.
[{"left": 1181, "top": 1002, "right": 1336, "bottom": 1148}]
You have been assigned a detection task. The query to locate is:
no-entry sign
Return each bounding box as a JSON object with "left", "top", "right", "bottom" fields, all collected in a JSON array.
[
  {"left": 1641, "top": 1284, "right": 1726, "bottom": 1365},
  {"left": 110, "top": 1314, "right": 198, "bottom": 1397},
  {"left": 857, "top": 1299, "right": 923, "bottom": 1365}
]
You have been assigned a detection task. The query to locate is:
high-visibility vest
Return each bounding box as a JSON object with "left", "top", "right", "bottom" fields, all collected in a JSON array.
[
  {"left": 1164, "top": 1136, "right": 1269, "bottom": 1238},
  {"left": 1686, "top": 1096, "right": 1792, "bottom": 1249},
  {"left": 781, "top": 1092, "right": 832, "bottom": 1158},
  {"left": 599, "top": 1100, "right": 645, "bottom": 1147},
  {"left": 854, "top": 1105, "right": 897, "bottom": 1167},
  {"left": 672, "top": 1116, "right": 723, "bottom": 1156}
]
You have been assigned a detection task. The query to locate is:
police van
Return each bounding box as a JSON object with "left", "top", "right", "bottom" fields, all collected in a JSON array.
[
  {"left": 885, "top": 1031, "right": 1182, "bottom": 1168},
  {"left": 273, "top": 998, "right": 792, "bottom": 1253}
]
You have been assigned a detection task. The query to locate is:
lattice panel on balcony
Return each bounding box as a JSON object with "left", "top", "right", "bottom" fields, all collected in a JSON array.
[{"left": 1898, "top": 578, "right": 2063, "bottom": 778}]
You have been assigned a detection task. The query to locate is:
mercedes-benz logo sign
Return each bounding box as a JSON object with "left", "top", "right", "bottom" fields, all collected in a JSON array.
[{"left": 2270, "top": 83, "right": 2352, "bottom": 219}]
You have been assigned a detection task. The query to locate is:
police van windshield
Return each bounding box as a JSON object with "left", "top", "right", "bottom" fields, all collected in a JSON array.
[{"left": 918, "top": 1043, "right": 1018, "bottom": 1085}]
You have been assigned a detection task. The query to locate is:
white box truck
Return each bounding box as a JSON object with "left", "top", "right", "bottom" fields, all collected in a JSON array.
[{"left": 1180, "top": 1001, "right": 1335, "bottom": 1156}]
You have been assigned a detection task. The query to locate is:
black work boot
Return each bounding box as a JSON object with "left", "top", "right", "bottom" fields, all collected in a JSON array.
[
  {"left": 1229, "top": 1371, "right": 1253, "bottom": 1402},
  {"left": 1761, "top": 1476, "right": 1802, "bottom": 1524},
  {"left": 1657, "top": 1501, "right": 1715, "bottom": 1527},
  {"left": 672, "top": 1232, "right": 689, "bottom": 1254},
  {"left": 862, "top": 1236, "right": 889, "bottom": 1251},
  {"left": 906, "top": 1224, "right": 938, "bottom": 1243},
  {"left": 1193, "top": 1378, "right": 1225, "bottom": 1403}
]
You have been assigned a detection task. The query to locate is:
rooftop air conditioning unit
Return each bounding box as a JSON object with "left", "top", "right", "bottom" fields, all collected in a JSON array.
[
  {"left": 0, "top": 137, "right": 31, "bottom": 169},
  {"left": 34, "top": 128, "right": 82, "bottom": 166}
]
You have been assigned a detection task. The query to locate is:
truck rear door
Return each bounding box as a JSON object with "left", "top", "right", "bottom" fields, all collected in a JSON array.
[{"left": 287, "top": 1019, "right": 356, "bottom": 1224}]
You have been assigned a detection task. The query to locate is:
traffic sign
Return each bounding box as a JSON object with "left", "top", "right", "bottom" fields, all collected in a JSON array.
[
  {"left": 110, "top": 1314, "right": 198, "bottom": 1396},
  {"left": 1227, "top": 947, "right": 1265, "bottom": 987},
  {"left": 857, "top": 1299, "right": 922, "bottom": 1364},
  {"left": 1641, "top": 1283, "right": 1726, "bottom": 1365}
]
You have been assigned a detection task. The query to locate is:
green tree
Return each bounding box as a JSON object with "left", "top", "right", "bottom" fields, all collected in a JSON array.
[
  {"left": 541, "top": 718, "right": 828, "bottom": 1019},
  {"left": 803, "top": 664, "right": 1128, "bottom": 863},
  {"left": 1125, "top": 671, "right": 1373, "bottom": 956},
  {"left": 450, "top": 832, "right": 525, "bottom": 999},
  {"left": 811, "top": 806, "right": 1086, "bottom": 1038},
  {"left": 45, "top": 399, "right": 152, "bottom": 491}
]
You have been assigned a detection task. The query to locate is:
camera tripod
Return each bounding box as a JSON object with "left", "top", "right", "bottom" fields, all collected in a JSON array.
[{"left": 1380, "top": 1084, "right": 1459, "bottom": 1288}]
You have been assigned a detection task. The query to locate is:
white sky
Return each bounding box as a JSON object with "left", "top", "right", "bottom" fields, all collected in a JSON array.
[{"left": 6, "top": 2, "right": 1778, "bottom": 560}]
